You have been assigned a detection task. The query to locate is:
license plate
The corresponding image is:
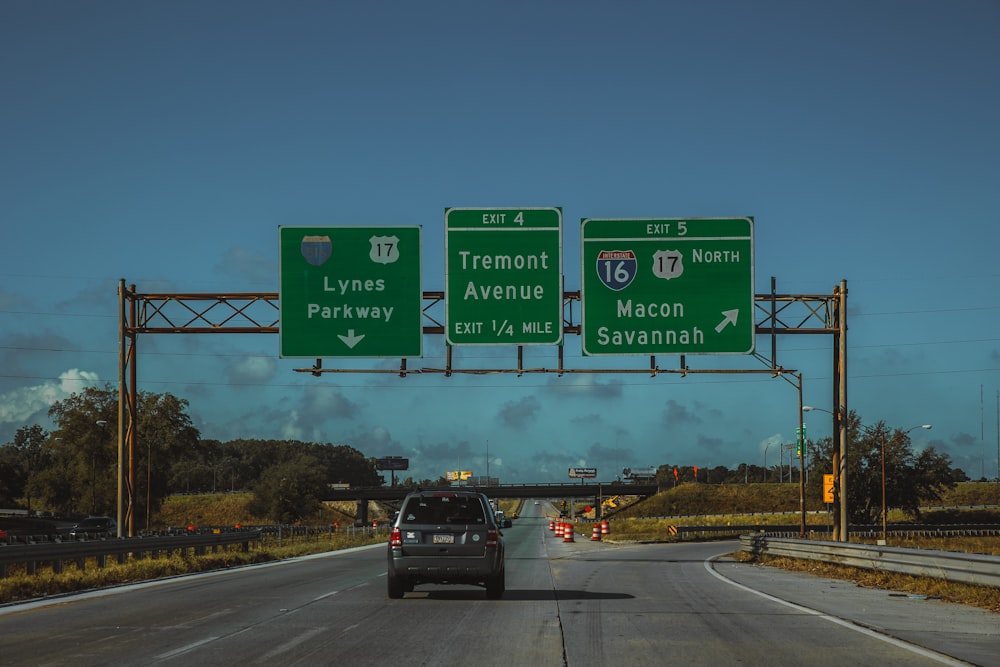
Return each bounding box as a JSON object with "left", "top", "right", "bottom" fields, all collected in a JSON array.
[{"left": 433, "top": 533, "right": 454, "bottom": 544}]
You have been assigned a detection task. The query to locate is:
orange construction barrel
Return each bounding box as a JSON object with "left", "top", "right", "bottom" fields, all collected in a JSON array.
[{"left": 563, "top": 523, "right": 575, "bottom": 543}]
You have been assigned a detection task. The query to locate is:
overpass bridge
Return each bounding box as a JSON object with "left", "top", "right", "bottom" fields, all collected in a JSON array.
[{"left": 325, "top": 482, "right": 661, "bottom": 524}]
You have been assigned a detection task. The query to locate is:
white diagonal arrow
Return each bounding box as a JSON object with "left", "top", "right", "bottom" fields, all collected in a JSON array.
[
  {"left": 715, "top": 309, "right": 739, "bottom": 333},
  {"left": 337, "top": 329, "right": 365, "bottom": 349}
]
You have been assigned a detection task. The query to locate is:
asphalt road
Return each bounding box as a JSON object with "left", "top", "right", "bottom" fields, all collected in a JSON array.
[{"left": 1, "top": 502, "right": 997, "bottom": 666}]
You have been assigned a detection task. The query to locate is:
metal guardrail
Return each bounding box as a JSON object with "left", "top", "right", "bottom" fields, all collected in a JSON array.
[
  {"left": 0, "top": 530, "right": 262, "bottom": 578},
  {"left": 599, "top": 523, "right": 1000, "bottom": 541},
  {"left": 740, "top": 533, "right": 1000, "bottom": 588}
]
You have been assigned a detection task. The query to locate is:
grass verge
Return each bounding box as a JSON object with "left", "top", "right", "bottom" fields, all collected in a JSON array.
[
  {"left": 0, "top": 532, "right": 386, "bottom": 605},
  {"left": 738, "top": 552, "right": 1000, "bottom": 614}
]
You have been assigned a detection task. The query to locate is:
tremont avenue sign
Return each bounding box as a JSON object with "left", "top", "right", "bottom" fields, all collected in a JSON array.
[
  {"left": 445, "top": 207, "right": 563, "bottom": 346},
  {"left": 278, "top": 226, "right": 423, "bottom": 358},
  {"left": 580, "top": 217, "right": 754, "bottom": 355}
]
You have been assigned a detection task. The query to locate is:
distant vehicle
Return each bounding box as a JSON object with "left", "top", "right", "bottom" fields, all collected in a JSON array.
[
  {"left": 387, "top": 490, "right": 505, "bottom": 599},
  {"left": 534, "top": 501, "right": 540, "bottom": 505},
  {"left": 68, "top": 516, "right": 117, "bottom": 538}
]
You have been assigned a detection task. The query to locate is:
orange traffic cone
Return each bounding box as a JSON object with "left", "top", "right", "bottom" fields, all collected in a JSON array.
[{"left": 563, "top": 523, "right": 575, "bottom": 542}]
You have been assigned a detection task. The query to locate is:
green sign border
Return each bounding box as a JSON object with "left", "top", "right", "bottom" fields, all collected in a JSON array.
[
  {"left": 278, "top": 225, "right": 423, "bottom": 359},
  {"left": 444, "top": 207, "right": 563, "bottom": 346},
  {"left": 580, "top": 217, "right": 754, "bottom": 356}
]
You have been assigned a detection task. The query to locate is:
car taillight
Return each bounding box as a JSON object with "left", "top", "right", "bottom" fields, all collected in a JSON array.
[
  {"left": 390, "top": 527, "right": 402, "bottom": 547},
  {"left": 486, "top": 528, "right": 498, "bottom": 547}
]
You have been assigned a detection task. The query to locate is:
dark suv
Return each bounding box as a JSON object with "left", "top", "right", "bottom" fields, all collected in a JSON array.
[{"left": 387, "top": 490, "right": 505, "bottom": 599}]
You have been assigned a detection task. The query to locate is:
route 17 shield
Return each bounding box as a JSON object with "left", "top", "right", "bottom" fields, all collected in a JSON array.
[{"left": 369, "top": 235, "right": 400, "bottom": 264}]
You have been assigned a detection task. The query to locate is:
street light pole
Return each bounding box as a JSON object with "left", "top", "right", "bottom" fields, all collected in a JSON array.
[
  {"left": 881, "top": 429, "right": 886, "bottom": 544},
  {"left": 796, "top": 373, "right": 806, "bottom": 538},
  {"left": 95, "top": 420, "right": 108, "bottom": 517},
  {"left": 763, "top": 442, "right": 772, "bottom": 483},
  {"left": 803, "top": 405, "right": 838, "bottom": 538}
]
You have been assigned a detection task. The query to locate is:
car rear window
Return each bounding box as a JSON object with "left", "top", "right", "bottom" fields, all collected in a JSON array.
[{"left": 400, "top": 496, "right": 486, "bottom": 525}]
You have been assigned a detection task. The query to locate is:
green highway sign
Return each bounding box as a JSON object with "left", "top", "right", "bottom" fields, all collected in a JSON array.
[
  {"left": 445, "top": 207, "right": 563, "bottom": 346},
  {"left": 279, "top": 226, "right": 422, "bottom": 358},
  {"left": 580, "top": 217, "right": 754, "bottom": 356}
]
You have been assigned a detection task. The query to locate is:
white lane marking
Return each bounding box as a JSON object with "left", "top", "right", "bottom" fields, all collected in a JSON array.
[
  {"left": 255, "top": 626, "right": 326, "bottom": 664},
  {"left": 312, "top": 590, "right": 339, "bottom": 601},
  {"left": 155, "top": 636, "right": 220, "bottom": 659},
  {"left": 704, "top": 554, "right": 973, "bottom": 667}
]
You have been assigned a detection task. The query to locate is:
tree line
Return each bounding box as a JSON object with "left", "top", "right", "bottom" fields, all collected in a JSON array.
[
  {"left": 0, "top": 386, "right": 967, "bottom": 526},
  {"left": 0, "top": 386, "right": 382, "bottom": 526},
  {"left": 655, "top": 410, "right": 966, "bottom": 524}
]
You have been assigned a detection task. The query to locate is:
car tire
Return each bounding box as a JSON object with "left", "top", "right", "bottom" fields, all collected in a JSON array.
[
  {"left": 485, "top": 569, "right": 505, "bottom": 599},
  {"left": 387, "top": 573, "right": 405, "bottom": 599}
]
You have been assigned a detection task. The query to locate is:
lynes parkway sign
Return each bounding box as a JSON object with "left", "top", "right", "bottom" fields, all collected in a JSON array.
[{"left": 279, "top": 226, "right": 423, "bottom": 358}]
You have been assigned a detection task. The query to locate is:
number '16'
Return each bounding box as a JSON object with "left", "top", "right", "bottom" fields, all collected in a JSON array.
[{"left": 601, "top": 260, "right": 630, "bottom": 286}]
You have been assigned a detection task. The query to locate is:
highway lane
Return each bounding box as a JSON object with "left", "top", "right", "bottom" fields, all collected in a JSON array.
[
  {"left": 0, "top": 502, "right": 996, "bottom": 666},
  {"left": 550, "top": 538, "right": 995, "bottom": 666}
]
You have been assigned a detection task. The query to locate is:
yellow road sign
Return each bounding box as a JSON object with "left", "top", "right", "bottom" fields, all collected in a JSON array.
[{"left": 823, "top": 474, "right": 835, "bottom": 503}]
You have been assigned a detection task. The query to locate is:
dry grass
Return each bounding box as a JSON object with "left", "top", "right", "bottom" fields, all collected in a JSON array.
[
  {"left": 0, "top": 531, "right": 385, "bottom": 605},
  {"left": 0, "top": 493, "right": 390, "bottom": 605},
  {"left": 154, "top": 493, "right": 266, "bottom": 528},
  {"left": 603, "top": 510, "right": 1000, "bottom": 614},
  {"left": 747, "top": 553, "right": 1000, "bottom": 614}
]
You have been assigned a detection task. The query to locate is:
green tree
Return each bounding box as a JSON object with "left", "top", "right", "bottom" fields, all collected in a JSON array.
[
  {"left": 186, "top": 439, "right": 382, "bottom": 495},
  {"left": 33, "top": 385, "right": 199, "bottom": 519},
  {"left": 803, "top": 411, "right": 956, "bottom": 524},
  {"left": 248, "top": 455, "right": 327, "bottom": 523},
  {"left": 0, "top": 424, "right": 49, "bottom": 508},
  {"left": 0, "top": 444, "right": 20, "bottom": 507},
  {"left": 39, "top": 386, "right": 118, "bottom": 515},
  {"left": 133, "top": 392, "right": 200, "bottom": 529}
]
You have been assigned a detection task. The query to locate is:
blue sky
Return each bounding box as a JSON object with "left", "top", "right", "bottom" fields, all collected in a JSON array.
[{"left": 2, "top": 1, "right": 999, "bottom": 484}]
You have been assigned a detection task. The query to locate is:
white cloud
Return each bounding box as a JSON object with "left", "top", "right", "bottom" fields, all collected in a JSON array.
[
  {"left": 0, "top": 369, "right": 101, "bottom": 424},
  {"left": 759, "top": 433, "right": 785, "bottom": 457},
  {"left": 225, "top": 356, "right": 277, "bottom": 384}
]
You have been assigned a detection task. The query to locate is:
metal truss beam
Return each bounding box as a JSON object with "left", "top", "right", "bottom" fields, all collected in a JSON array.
[{"left": 117, "top": 278, "right": 848, "bottom": 540}]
